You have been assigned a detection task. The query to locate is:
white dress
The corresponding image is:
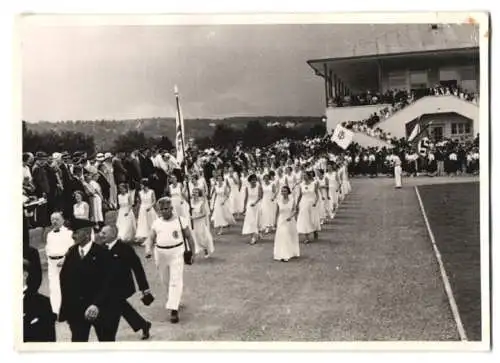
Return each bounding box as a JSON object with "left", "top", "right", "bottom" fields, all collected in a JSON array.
[
  {"left": 191, "top": 199, "right": 214, "bottom": 255},
  {"left": 189, "top": 179, "right": 210, "bottom": 224},
  {"left": 116, "top": 192, "right": 137, "bottom": 241},
  {"left": 338, "top": 167, "right": 345, "bottom": 202},
  {"left": 212, "top": 183, "right": 235, "bottom": 228},
  {"left": 242, "top": 184, "right": 262, "bottom": 235},
  {"left": 260, "top": 182, "right": 277, "bottom": 228},
  {"left": 135, "top": 189, "right": 158, "bottom": 239},
  {"left": 274, "top": 197, "right": 300, "bottom": 261},
  {"left": 170, "top": 183, "right": 188, "bottom": 218},
  {"left": 88, "top": 180, "right": 104, "bottom": 223},
  {"left": 342, "top": 165, "right": 352, "bottom": 194},
  {"left": 326, "top": 171, "right": 339, "bottom": 212},
  {"left": 296, "top": 182, "right": 319, "bottom": 234},
  {"left": 228, "top": 172, "right": 244, "bottom": 214},
  {"left": 317, "top": 176, "right": 330, "bottom": 219},
  {"left": 278, "top": 175, "right": 289, "bottom": 189},
  {"left": 73, "top": 201, "right": 89, "bottom": 220},
  {"left": 394, "top": 157, "right": 402, "bottom": 188}
]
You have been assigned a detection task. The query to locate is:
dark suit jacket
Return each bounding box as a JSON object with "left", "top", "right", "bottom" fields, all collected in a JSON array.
[
  {"left": 31, "top": 164, "right": 50, "bottom": 197},
  {"left": 139, "top": 155, "right": 155, "bottom": 179},
  {"left": 112, "top": 157, "right": 128, "bottom": 185},
  {"left": 45, "top": 166, "right": 62, "bottom": 198},
  {"left": 23, "top": 246, "right": 42, "bottom": 294},
  {"left": 23, "top": 291, "right": 56, "bottom": 342},
  {"left": 123, "top": 158, "right": 141, "bottom": 188},
  {"left": 58, "top": 243, "right": 120, "bottom": 323},
  {"left": 97, "top": 171, "right": 111, "bottom": 202},
  {"left": 108, "top": 240, "right": 149, "bottom": 299}
]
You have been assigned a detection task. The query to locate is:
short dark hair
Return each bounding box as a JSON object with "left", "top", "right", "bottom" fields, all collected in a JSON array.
[{"left": 281, "top": 185, "right": 291, "bottom": 194}]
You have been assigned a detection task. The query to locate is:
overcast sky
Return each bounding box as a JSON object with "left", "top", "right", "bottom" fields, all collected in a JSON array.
[{"left": 20, "top": 22, "right": 477, "bottom": 122}]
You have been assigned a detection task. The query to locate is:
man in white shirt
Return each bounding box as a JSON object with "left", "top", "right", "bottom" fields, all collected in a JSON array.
[
  {"left": 45, "top": 212, "right": 74, "bottom": 315},
  {"left": 145, "top": 197, "right": 195, "bottom": 323}
]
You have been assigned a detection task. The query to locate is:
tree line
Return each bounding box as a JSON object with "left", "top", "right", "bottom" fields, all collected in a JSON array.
[{"left": 22, "top": 119, "right": 326, "bottom": 155}]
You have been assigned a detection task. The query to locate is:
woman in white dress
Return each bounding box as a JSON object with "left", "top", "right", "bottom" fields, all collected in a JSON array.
[
  {"left": 296, "top": 171, "right": 320, "bottom": 244},
  {"left": 191, "top": 188, "right": 215, "bottom": 258},
  {"left": 242, "top": 174, "right": 263, "bottom": 244},
  {"left": 273, "top": 185, "right": 300, "bottom": 262},
  {"left": 169, "top": 174, "right": 188, "bottom": 218},
  {"left": 276, "top": 167, "right": 289, "bottom": 190},
  {"left": 291, "top": 165, "right": 303, "bottom": 201},
  {"left": 394, "top": 155, "right": 403, "bottom": 188},
  {"left": 210, "top": 174, "right": 235, "bottom": 235},
  {"left": 135, "top": 178, "right": 158, "bottom": 241},
  {"left": 326, "top": 163, "right": 339, "bottom": 218},
  {"left": 342, "top": 161, "right": 352, "bottom": 195},
  {"left": 260, "top": 174, "right": 277, "bottom": 234},
  {"left": 73, "top": 191, "right": 89, "bottom": 220},
  {"left": 337, "top": 163, "right": 345, "bottom": 203},
  {"left": 85, "top": 172, "right": 104, "bottom": 228},
  {"left": 226, "top": 166, "right": 243, "bottom": 218},
  {"left": 115, "top": 183, "right": 137, "bottom": 242},
  {"left": 188, "top": 172, "right": 210, "bottom": 225},
  {"left": 316, "top": 169, "right": 331, "bottom": 223}
]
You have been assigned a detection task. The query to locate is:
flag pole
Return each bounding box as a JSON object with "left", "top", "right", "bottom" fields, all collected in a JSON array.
[{"left": 174, "top": 86, "right": 193, "bottom": 229}]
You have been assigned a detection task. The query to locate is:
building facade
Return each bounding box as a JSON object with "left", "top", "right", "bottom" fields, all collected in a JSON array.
[{"left": 306, "top": 24, "right": 480, "bottom": 144}]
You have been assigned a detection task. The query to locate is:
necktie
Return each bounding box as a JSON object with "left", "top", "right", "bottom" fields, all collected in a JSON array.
[
  {"left": 53, "top": 229, "right": 60, "bottom": 233},
  {"left": 79, "top": 248, "right": 85, "bottom": 258}
]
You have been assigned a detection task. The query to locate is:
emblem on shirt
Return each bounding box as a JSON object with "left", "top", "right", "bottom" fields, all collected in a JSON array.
[{"left": 172, "top": 230, "right": 179, "bottom": 239}]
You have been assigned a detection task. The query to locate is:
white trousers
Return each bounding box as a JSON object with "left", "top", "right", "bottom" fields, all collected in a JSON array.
[
  {"left": 47, "top": 258, "right": 62, "bottom": 314},
  {"left": 154, "top": 246, "right": 184, "bottom": 311},
  {"left": 394, "top": 166, "right": 402, "bottom": 188}
]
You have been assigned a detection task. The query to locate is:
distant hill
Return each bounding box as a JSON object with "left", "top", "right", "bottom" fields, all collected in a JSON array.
[{"left": 24, "top": 116, "right": 322, "bottom": 150}]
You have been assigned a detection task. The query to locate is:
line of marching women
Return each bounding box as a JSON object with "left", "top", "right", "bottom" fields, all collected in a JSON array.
[
  {"left": 156, "top": 156, "right": 353, "bottom": 263},
  {"left": 112, "top": 154, "right": 352, "bottom": 259}
]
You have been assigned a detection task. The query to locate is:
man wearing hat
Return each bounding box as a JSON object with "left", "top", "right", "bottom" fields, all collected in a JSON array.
[
  {"left": 58, "top": 218, "right": 121, "bottom": 341},
  {"left": 23, "top": 257, "right": 57, "bottom": 342},
  {"left": 31, "top": 151, "right": 51, "bottom": 227},
  {"left": 50, "top": 152, "right": 66, "bottom": 216}
]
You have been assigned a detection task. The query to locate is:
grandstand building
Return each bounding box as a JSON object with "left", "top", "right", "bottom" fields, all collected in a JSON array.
[{"left": 307, "top": 24, "right": 479, "bottom": 147}]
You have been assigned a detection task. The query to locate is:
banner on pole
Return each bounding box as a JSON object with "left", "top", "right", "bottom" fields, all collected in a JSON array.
[
  {"left": 331, "top": 124, "right": 354, "bottom": 150},
  {"left": 174, "top": 85, "right": 185, "bottom": 165}
]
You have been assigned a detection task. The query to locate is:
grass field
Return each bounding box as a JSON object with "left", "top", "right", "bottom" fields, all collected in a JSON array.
[
  {"left": 417, "top": 182, "right": 481, "bottom": 341},
  {"left": 25, "top": 177, "right": 481, "bottom": 342}
]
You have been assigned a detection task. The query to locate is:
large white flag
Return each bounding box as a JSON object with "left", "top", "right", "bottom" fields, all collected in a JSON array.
[
  {"left": 174, "top": 85, "right": 185, "bottom": 165},
  {"left": 331, "top": 124, "right": 354, "bottom": 150}
]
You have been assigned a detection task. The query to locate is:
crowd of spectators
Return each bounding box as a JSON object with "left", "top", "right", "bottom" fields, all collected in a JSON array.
[
  {"left": 328, "top": 85, "right": 479, "bottom": 110},
  {"left": 332, "top": 85, "right": 479, "bottom": 143}
]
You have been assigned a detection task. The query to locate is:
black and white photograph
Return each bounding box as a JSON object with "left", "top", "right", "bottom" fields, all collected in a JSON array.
[{"left": 16, "top": 12, "right": 490, "bottom": 350}]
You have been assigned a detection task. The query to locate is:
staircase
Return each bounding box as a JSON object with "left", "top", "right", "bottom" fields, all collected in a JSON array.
[
  {"left": 352, "top": 131, "right": 394, "bottom": 149},
  {"left": 375, "top": 95, "right": 479, "bottom": 139}
]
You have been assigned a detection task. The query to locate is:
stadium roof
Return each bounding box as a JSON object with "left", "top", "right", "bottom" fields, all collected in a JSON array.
[
  {"left": 307, "top": 24, "right": 479, "bottom": 75},
  {"left": 311, "top": 24, "right": 478, "bottom": 60}
]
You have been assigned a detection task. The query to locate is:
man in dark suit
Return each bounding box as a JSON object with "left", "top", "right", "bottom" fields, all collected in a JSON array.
[
  {"left": 23, "top": 220, "right": 42, "bottom": 295},
  {"left": 23, "top": 258, "right": 57, "bottom": 342},
  {"left": 112, "top": 154, "right": 128, "bottom": 186},
  {"left": 96, "top": 225, "right": 153, "bottom": 340},
  {"left": 31, "top": 152, "right": 51, "bottom": 227},
  {"left": 58, "top": 218, "right": 121, "bottom": 342}
]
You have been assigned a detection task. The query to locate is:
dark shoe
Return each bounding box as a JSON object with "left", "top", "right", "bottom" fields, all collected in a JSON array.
[
  {"left": 170, "top": 310, "right": 179, "bottom": 324},
  {"left": 141, "top": 321, "right": 152, "bottom": 340}
]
